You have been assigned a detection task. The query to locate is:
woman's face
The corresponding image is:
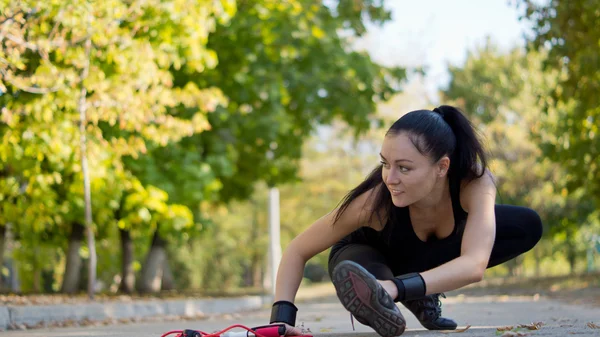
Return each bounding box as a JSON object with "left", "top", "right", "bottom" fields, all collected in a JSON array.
[{"left": 380, "top": 132, "right": 448, "bottom": 207}]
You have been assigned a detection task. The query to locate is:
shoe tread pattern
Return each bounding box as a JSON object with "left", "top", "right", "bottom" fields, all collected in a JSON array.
[{"left": 332, "top": 261, "right": 406, "bottom": 337}]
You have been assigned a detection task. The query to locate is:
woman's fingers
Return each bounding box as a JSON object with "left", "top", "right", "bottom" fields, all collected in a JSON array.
[{"left": 283, "top": 324, "right": 303, "bottom": 336}]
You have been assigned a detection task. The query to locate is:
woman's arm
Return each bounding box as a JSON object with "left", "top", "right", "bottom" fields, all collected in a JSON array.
[
  {"left": 419, "top": 172, "right": 497, "bottom": 295},
  {"left": 274, "top": 186, "right": 383, "bottom": 302}
]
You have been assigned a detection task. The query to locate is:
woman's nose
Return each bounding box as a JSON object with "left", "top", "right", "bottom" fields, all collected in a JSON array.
[{"left": 386, "top": 168, "right": 400, "bottom": 185}]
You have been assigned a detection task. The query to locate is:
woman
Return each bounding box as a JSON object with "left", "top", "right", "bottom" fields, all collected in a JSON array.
[{"left": 268, "top": 106, "right": 543, "bottom": 336}]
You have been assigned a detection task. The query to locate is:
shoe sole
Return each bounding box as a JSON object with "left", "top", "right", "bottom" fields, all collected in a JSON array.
[
  {"left": 421, "top": 320, "right": 458, "bottom": 330},
  {"left": 332, "top": 261, "right": 406, "bottom": 337}
]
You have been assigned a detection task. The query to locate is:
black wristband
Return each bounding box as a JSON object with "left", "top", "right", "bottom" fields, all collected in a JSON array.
[
  {"left": 391, "top": 278, "right": 405, "bottom": 302},
  {"left": 269, "top": 300, "right": 298, "bottom": 326},
  {"left": 392, "top": 273, "right": 427, "bottom": 302}
]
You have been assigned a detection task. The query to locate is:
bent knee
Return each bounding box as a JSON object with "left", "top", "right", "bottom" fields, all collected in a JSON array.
[{"left": 523, "top": 207, "right": 543, "bottom": 249}]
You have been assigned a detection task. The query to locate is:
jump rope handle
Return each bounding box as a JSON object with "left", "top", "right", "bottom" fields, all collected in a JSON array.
[
  {"left": 221, "top": 324, "right": 286, "bottom": 337},
  {"left": 183, "top": 330, "right": 202, "bottom": 337}
]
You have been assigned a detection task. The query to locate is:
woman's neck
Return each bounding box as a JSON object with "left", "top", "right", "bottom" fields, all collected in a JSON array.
[{"left": 409, "top": 177, "right": 451, "bottom": 215}]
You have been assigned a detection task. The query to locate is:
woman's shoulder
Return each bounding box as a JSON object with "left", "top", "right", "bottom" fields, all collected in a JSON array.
[{"left": 458, "top": 169, "right": 497, "bottom": 213}]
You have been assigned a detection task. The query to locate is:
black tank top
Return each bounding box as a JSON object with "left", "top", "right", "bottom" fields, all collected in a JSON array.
[{"left": 333, "top": 179, "right": 468, "bottom": 273}]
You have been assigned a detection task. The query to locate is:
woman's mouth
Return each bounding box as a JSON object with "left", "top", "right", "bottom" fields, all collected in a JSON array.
[{"left": 390, "top": 189, "right": 403, "bottom": 196}]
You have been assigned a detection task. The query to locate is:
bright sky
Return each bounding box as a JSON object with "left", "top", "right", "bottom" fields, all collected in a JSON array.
[{"left": 355, "top": 0, "right": 533, "bottom": 104}]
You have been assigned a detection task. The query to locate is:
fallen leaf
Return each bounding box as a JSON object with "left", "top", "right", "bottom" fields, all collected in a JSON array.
[
  {"left": 440, "top": 324, "right": 471, "bottom": 333},
  {"left": 587, "top": 322, "right": 600, "bottom": 329},
  {"left": 518, "top": 322, "right": 543, "bottom": 330},
  {"left": 501, "top": 332, "right": 528, "bottom": 337},
  {"left": 497, "top": 326, "right": 514, "bottom": 331}
]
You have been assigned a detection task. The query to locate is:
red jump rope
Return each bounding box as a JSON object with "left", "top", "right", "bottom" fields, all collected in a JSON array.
[{"left": 161, "top": 323, "right": 313, "bottom": 337}]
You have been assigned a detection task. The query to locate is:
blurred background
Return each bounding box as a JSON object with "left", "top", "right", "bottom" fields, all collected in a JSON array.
[{"left": 0, "top": 0, "right": 598, "bottom": 299}]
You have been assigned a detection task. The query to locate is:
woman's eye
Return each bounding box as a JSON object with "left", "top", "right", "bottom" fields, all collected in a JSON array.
[
  {"left": 380, "top": 161, "right": 389, "bottom": 167},
  {"left": 398, "top": 166, "right": 409, "bottom": 172}
]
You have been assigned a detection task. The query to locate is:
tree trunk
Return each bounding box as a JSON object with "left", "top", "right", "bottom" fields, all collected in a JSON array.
[
  {"left": 119, "top": 229, "right": 135, "bottom": 293},
  {"left": 251, "top": 254, "right": 262, "bottom": 288},
  {"left": 250, "top": 200, "right": 262, "bottom": 287},
  {"left": 567, "top": 245, "right": 577, "bottom": 275},
  {"left": 9, "top": 261, "right": 20, "bottom": 292},
  {"left": 138, "top": 229, "right": 166, "bottom": 293},
  {"left": 161, "top": 257, "right": 175, "bottom": 291},
  {"left": 78, "top": 29, "right": 96, "bottom": 300},
  {"left": 202, "top": 247, "right": 218, "bottom": 290},
  {"left": 31, "top": 244, "right": 41, "bottom": 292},
  {"left": 4, "top": 223, "right": 20, "bottom": 292},
  {"left": 33, "top": 268, "right": 41, "bottom": 293},
  {"left": 61, "top": 222, "right": 85, "bottom": 293},
  {"left": 0, "top": 225, "right": 6, "bottom": 289}
]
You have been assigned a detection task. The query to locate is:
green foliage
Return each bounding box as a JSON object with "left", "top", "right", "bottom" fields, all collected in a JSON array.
[
  {"left": 125, "top": 0, "right": 407, "bottom": 237},
  {"left": 185, "top": 0, "right": 406, "bottom": 200},
  {"left": 1, "top": 1, "right": 406, "bottom": 293},
  {"left": 442, "top": 39, "right": 596, "bottom": 275},
  {"left": 519, "top": 0, "right": 600, "bottom": 205},
  {"left": 146, "top": 0, "right": 407, "bottom": 290},
  {"left": 0, "top": 0, "right": 232, "bottom": 292},
  {"left": 443, "top": 42, "right": 557, "bottom": 213}
]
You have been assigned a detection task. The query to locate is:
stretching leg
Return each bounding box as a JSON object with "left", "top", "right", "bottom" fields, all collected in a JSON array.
[
  {"left": 486, "top": 205, "right": 543, "bottom": 268},
  {"left": 328, "top": 243, "right": 394, "bottom": 280}
]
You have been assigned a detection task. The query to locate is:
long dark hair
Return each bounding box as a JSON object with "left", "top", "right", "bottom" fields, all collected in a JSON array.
[{"left": 332, "top": 105, "right": 488, "bottom": 226}]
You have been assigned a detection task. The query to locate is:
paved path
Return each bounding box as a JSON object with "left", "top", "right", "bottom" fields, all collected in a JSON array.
[{"left": 2, "top": 294, "right": 599, "bottom": 336}]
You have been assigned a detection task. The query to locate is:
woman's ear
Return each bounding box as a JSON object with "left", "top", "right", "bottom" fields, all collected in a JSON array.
[{"left": 437, "top": 156, "right": 450, "bottom": 177}]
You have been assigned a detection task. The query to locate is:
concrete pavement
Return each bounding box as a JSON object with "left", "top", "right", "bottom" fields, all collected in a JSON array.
[
  {"left": 0, "top": 295, "right": 271, "bottom": 331},
  {"left": 1, "top": 292, "right": 599, "bottom": 336}
]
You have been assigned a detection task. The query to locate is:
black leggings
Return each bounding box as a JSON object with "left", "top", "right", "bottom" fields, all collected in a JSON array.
[{"left": 328, "top": 205, "right": 543, "bottom": 281}]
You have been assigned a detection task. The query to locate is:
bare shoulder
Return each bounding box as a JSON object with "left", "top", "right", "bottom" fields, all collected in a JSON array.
[{"left": 460, "top": 169, "right": 497, "bottom": 213}]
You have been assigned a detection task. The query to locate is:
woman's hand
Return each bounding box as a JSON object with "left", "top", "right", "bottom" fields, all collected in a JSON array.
[{"left": 269, "top": 322, "right": 304, "bottom": 336}]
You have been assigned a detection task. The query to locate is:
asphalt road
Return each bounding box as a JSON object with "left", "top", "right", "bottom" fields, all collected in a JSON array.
[{"left": 2, "top": 293, "right": 600, "bottom": 337}]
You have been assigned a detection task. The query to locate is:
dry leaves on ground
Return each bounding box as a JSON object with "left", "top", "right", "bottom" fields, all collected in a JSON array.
[
  {"left": 518, "top": 322, "right": 544, "bottom": 330},
  {"left": 496, "top": 322, "right": 543, "bottom": 336},
  {"left": 500, "top": 332, "right": 528, "bottom": 337},
  {"left": 497, "top": 326, "right": 514, "bottom": 331}
]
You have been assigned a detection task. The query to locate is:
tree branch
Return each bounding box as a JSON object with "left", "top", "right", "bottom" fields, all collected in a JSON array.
[
  {"left": 4, "top": 33, "right": 39, "bottom": 51},
  {"left": 0, "top": 69, "right": 60, "bottom": 94},
  {"left": 48, "top": 9, "right": 65, "bottom": 41},
  {"left": 0, "top": 10, "right": 24, "bottom": 26}
]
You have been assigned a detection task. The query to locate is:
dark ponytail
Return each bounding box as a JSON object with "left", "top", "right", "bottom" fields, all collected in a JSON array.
[
  {"left": 332, "top": 105, "right": 488, "bottom": 226},
  {"left": 433, "top": 105, "right": 487, "bottom": 183}
]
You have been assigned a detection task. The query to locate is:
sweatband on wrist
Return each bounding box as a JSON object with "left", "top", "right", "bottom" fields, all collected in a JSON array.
[
  {"left": 392, "top": 273, "right": 427, "bottom": 302},
  {"left": 269, "top": 300, "right": 298, "bottom": 326}
]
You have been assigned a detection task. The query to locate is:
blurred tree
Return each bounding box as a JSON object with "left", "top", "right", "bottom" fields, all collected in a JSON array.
[
  {"left": 189, "top": 86, "right": 431, "bottom": 290},
  {"left": 0, "top": 0, "right": 408, "bottom": 293},
  {"left": 441, "top": 40, "right": 590, "bottom": 276},
  {"left": 127, "top": 0, "right": 408, "bottom": 290},
  {"left": 0, "top": 0, "right": 232, "bottom": 293},
  {"left": 518, "top": 0, "right": 600, "bottom": 213},
  {"left": 178, "top": 0, "right": 406, "bottom": 200}
]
